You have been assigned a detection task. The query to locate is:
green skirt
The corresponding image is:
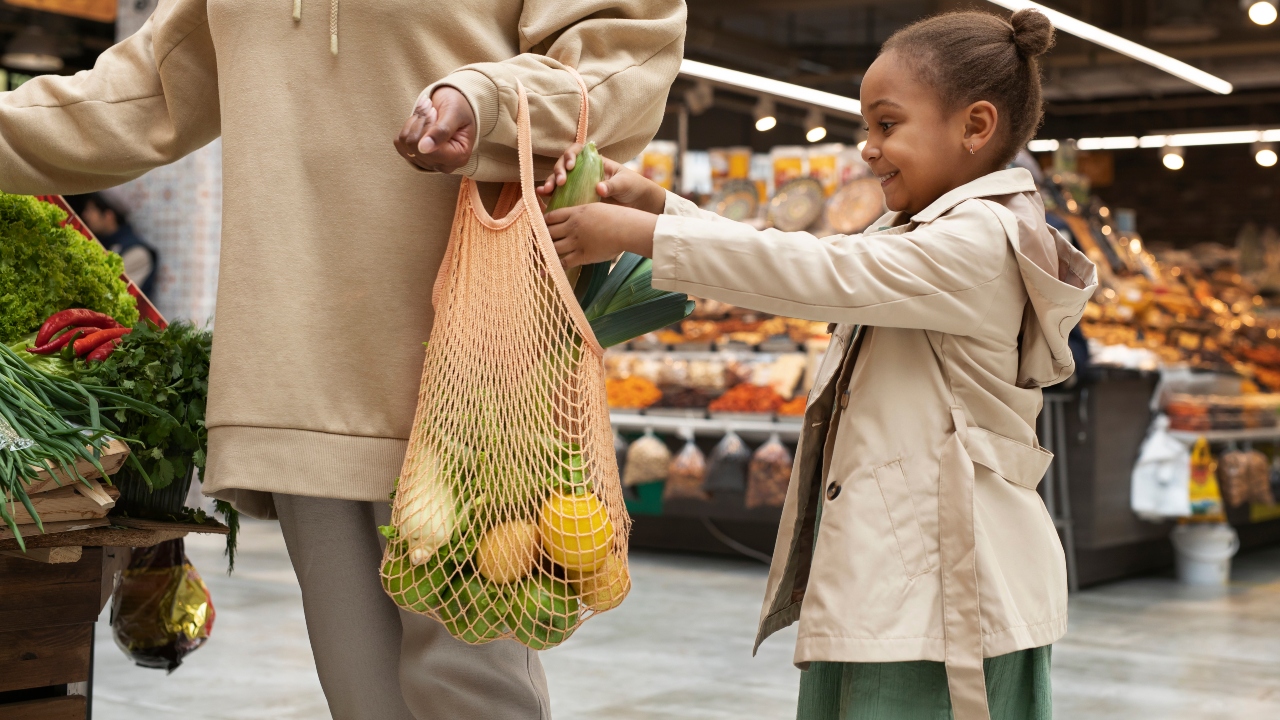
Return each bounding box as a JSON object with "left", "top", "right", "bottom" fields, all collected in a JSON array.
[
  {"left": 797, "top": 489, "right": 1054, "bottom": 720},
  {"left": 795, "top": 645, "right": 1053, "bottom": 720}
]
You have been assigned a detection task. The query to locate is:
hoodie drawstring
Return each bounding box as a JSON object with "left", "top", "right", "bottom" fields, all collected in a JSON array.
[{"left": 292, "top": 0, "right": 339, "bottom": 56}]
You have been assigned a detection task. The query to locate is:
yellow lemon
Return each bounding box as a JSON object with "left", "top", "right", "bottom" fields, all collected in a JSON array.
[
  {"left": 477, "top": 520, "right": 540, "bottom": 584},
  {"left": 569, "top": 553, "right": 630, "bottom": 611},
  {"left": 539, "top": 491, "right": 613, "bottom": 573}
]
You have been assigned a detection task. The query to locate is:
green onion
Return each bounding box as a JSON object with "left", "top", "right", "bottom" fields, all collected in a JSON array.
[{"left": 0, "top": 342, "right": 168, "bottom": 549}]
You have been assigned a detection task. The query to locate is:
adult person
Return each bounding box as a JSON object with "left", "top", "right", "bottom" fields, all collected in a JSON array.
[
  {"left": 0, "top": 2, "right": 685, "bottom": 718},
  {"left": 67, "top": 193, "right": 161, "bottom": 298}
]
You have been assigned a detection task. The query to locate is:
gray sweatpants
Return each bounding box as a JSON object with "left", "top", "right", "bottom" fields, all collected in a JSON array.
[{"left": 274, "top": 493, "right": 551, "bottom": 720}]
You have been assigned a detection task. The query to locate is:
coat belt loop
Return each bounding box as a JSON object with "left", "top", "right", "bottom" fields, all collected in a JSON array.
[{"left": 940, "top": 406, "right": 990, "bottom": 720}]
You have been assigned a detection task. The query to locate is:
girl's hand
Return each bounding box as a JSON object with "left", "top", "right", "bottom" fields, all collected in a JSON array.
[
  {"left": 537, "top": 143, "right": 667, "bottom": 215},
  {"left": 545, "top": 204, "right": 656, "bottom": 268}
]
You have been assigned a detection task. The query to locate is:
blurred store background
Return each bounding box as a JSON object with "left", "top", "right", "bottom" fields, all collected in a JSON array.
[{"left": 3, "top": 1, "right": 1280, "bottom": 718}]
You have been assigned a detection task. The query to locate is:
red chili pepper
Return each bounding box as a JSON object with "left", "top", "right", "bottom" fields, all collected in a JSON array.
[
  {"left": 35, "top": 309, "right": 120, "bottom": 346},
  {"left": 27, "top": 326, "right": 95, "bottom": 355},
  {"left": 86, "top": 337, "right": 123, "bottom": 363},
  {"left": 74, "top": 327, "right": 132, "bottom": 357}
]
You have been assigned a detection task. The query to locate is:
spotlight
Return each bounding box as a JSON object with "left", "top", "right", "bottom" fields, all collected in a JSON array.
[
  {"left": 1246, "top": 0, "right": 1279, "bottom": 25},
  {"left": 804, "top": 108, "right": 827, "bottom": 143},
  {"left": 1161, "top": 146, "right": 1185, "bottom": 170},
  {"left": 1254, "top": 141, "right": 1278, "bottom": 167},
  {"left": 753, "top": 97, "right": 776, "bottom": 132}
]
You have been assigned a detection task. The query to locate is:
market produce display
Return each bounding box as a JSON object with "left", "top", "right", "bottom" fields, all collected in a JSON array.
[
  {"left": 0, "top": 193, "right": 233, "bottom": 561},
  {"left": 0, "top": 193, "right": 138, "bottom": 343}
]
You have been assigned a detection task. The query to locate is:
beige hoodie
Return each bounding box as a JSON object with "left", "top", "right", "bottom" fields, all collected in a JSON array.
[{"left": 0, "top": 0, "right": 686, "bottom": 518}]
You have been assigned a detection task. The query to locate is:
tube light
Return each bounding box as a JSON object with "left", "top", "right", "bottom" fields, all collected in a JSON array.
[
  {"left": 679, "top": 59, "right": 862, "bottom": 117},
  {"left": 984, "top": 0, "right": 1233, "bottom": 95},
  {"left": 1076, "top": 136, "right": 1140, "bottom": 150},
  {"left": 1027, "top": 128, "right": 1280, "bottom": 152}
]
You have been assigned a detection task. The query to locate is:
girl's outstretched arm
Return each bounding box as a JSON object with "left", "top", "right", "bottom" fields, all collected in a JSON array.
[{"left": 650, "top": 200, "right": 1012, "bottom": 334}]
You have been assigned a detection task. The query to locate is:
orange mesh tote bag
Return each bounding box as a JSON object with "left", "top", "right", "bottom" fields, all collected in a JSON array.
[{"left": 381, "top": 71, "right": 630, "bottom": 649}]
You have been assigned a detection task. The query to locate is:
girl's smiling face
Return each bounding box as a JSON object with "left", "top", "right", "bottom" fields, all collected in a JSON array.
[{"left": 859, "top": 50, "right": 1002, "bottom": 217}]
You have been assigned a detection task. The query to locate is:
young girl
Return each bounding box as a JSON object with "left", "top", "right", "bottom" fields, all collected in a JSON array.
[{"left": 541, "top": 9, "right": 1095, "bottom": 720}]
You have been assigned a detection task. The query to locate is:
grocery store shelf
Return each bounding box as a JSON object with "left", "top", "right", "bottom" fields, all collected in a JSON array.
[
  {"left": 1168, "top": 427, "right": 1280, "bottom": 444},
  {"left": 610, "top": 412, "right": 804, "bottom": 441}
]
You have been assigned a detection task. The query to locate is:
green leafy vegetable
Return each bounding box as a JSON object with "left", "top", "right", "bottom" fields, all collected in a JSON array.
[
  {"left": 75, "top": 321, "right": 239, "bottom": 568},
  {"left": 0, "top": 193, "right": 138, "bottom": 344},
  {"left": 76, "top": 321, "right": 212, "bottom": 494}
]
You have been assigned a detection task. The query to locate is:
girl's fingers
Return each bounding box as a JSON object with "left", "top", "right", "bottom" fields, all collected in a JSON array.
[{"left": 544, "top": 207, "right": 575, "bottom": 226}]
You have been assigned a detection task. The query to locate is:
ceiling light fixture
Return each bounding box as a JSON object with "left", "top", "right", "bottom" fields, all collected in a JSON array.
[
  {"left": 679, "top": 59, "right": 862, "bottom": 118},
  {"left": 753, "top": 97, "right": 777, "bottom": 132},
  {"left": 1, "top": 26, "right": 63, "bottom": 73},
  {"left": 804, "top": 108, "right": 827, "bottom": 143},
  {"left": 684, "top": 81, "right": 714, "bottom": 116},
  {"left": 984, "top": 0, "right": 1233, "bottom": 94},
  {"left": 1246, "top": 0, "right": 1279, "bottom": 25},
  {"left": 1255, "top": 142, "right": 1278, "bottom": 167},
  {"left": 1161, "top": 146, "right": 1186, "bottom": 170}
]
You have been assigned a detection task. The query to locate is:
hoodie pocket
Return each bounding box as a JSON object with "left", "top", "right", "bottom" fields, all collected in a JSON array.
[{"left": 873, "top": 460, "right": 932, "bottom": 578}]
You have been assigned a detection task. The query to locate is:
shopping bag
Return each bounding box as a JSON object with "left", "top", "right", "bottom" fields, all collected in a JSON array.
[
  {"left": 1130, "top": 414, "right": 1191, "bottom": 520},
  {"left": 381, "top": 69, "right": 629, "bottom": 649},
  {"left": 111, "top": 539, "right": 215, "bottom": 672}
]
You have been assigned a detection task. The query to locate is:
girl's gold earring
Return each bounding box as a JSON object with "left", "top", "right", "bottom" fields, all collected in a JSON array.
[{"left": 969, "top": 145, "right": 975, "bottom": 155}]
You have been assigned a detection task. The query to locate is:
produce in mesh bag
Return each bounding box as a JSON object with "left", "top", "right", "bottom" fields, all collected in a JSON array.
[
  {"left": 746, "top": 433, "right": 794, "bottom": 508},
  {"left": 548, "top": 140, "right": 695, "bottom": 344},
  {"left": 382, "top": 73, "right": 632, "bottom": 650},
  {"left": 704, "top": 429, "right": 751, "bottom": 493},
  {"left": 111, "top": 539, "right": 215, "bottom": 672},
  {"left": 665, "top": 432, "right": 708, "bottom": 501},
  {"left": 622, "top": 428, "right": 671, "bottom": 486}
]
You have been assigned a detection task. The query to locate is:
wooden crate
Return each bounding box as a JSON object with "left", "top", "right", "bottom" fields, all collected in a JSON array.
[{"left": 0, "top": 548, "right": 105, "bottom": 719}]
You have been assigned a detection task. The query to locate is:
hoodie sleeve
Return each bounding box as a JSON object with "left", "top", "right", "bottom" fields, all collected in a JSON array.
[
  {"left": 427, "top": 0, "right": 686, "bottom": 182},
  {"left": 0, "top": 0, "right": 219, "bottom": 195},
  {"left": 650, "top": 199, "right": 1012, "bottom": 335}
]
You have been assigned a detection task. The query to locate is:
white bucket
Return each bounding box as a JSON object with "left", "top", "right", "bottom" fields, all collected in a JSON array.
[{"left": 1170, "top": 524, "right": 1239, "bottom": 586}]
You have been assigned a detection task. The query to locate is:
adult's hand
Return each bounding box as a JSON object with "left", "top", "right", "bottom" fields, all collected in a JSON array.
[{"left": 395, "top": 86, "right": 476, "bottom": 173}]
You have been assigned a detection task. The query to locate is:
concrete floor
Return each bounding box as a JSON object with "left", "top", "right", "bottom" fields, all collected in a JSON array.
[{"left": 91, "top": 521, "right": 1280, "bottom": 720}]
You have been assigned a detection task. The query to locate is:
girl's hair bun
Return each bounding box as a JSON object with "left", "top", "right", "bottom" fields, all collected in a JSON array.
[{"left": 1010, "top": 9, "right": 1055, "bottom": 58}]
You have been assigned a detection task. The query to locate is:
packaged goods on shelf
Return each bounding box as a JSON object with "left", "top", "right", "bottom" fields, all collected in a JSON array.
[
  {"left": 704, "top": 430, "right": 751, "bottom": 493},
  {"left": 665, "top": 435, "right": 708, "bottom": 501},
  {"left": 747, "top": 435, "right": 793, "bottom": 509},
  {"left": 622, "top": 429, "right": 671, "bottom": 487}
]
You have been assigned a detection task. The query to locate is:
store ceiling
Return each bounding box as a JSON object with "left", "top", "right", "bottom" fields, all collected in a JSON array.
[{"left": 683, "top": 0, "right": 1280, "bottom": 135}]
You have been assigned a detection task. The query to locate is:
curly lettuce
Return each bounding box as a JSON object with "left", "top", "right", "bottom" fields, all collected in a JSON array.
[{"left": 0, "top": 193, "right": 139, "bottom": 343}]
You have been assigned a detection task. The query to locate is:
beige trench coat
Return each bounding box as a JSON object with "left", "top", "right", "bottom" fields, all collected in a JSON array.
[{"left": 651, "top": 168, "right": 1098, "bottom": 720}]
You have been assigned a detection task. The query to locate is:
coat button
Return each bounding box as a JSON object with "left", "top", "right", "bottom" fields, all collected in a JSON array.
[{"left": 826, "top": 482, "right": 841, "bottom": 501}]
